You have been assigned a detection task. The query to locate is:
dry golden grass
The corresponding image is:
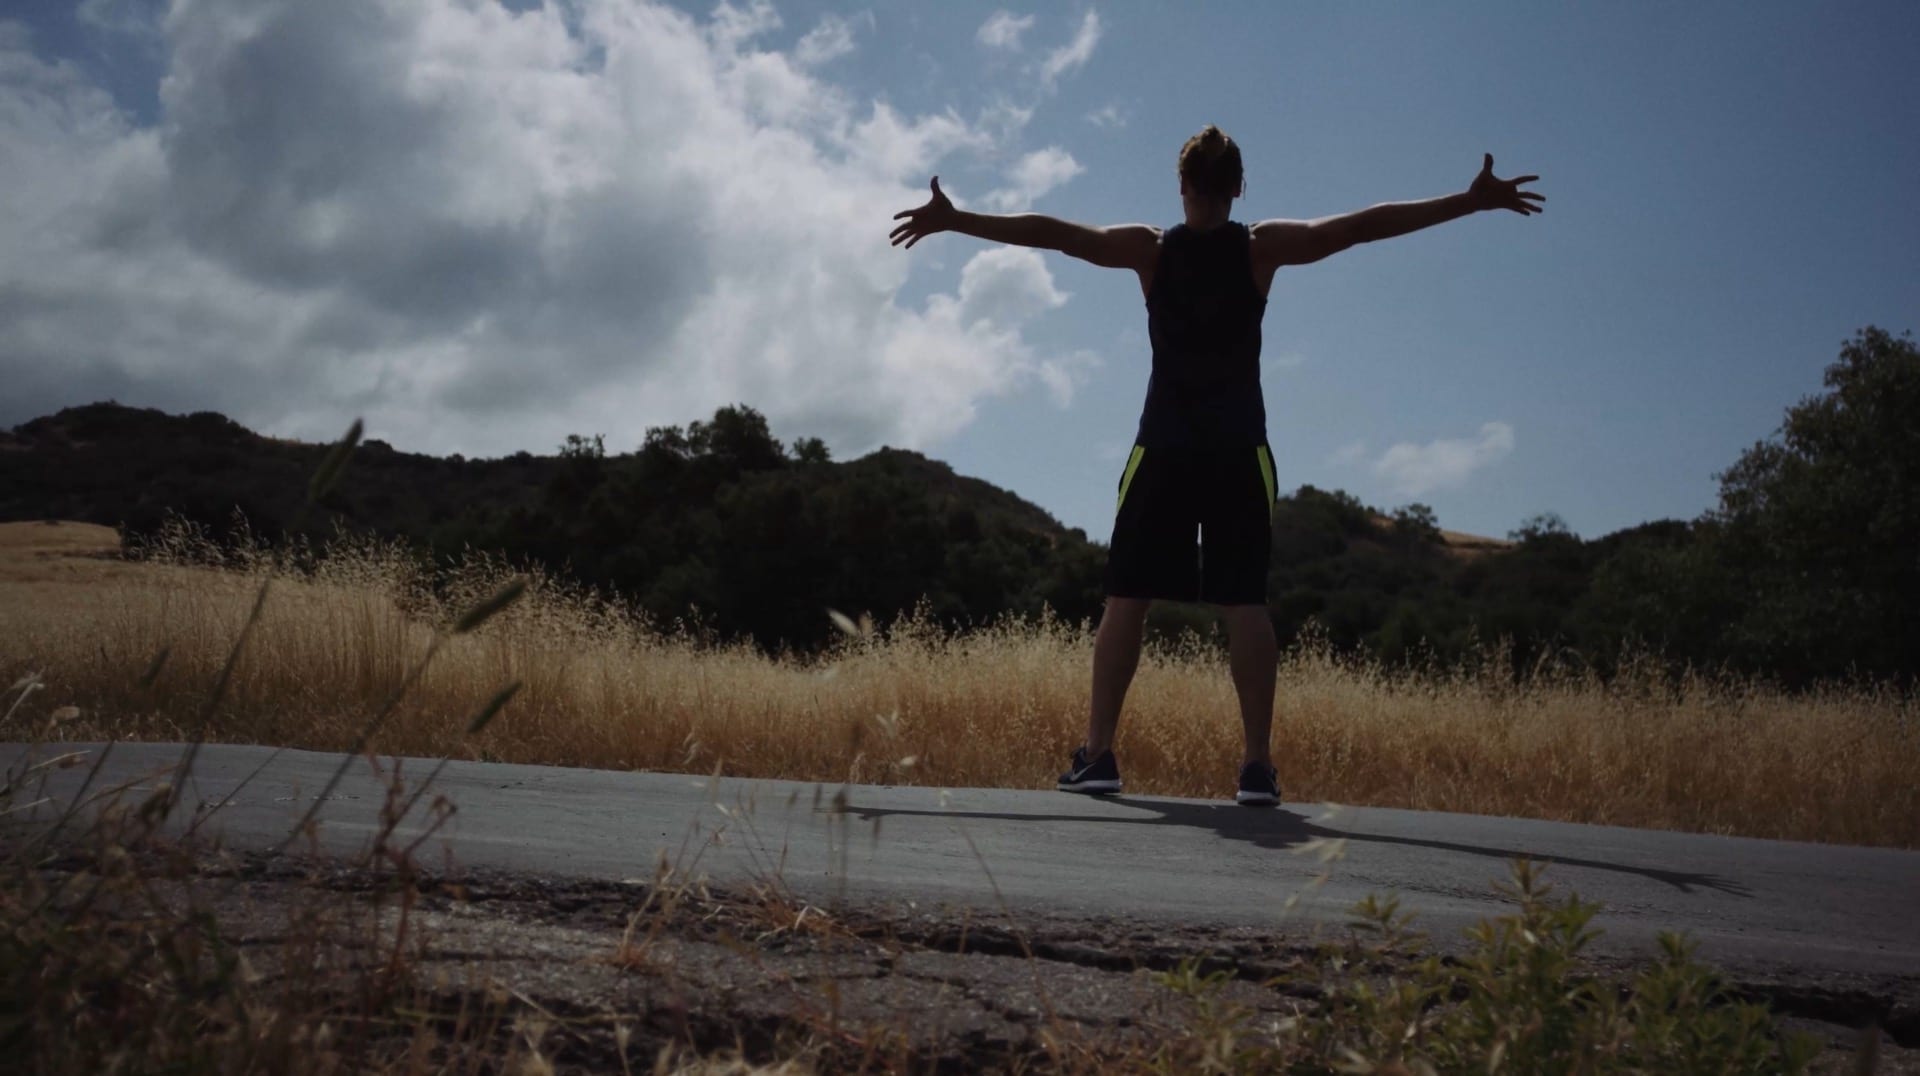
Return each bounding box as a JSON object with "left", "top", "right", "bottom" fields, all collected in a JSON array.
[
  {"left": 3, "top": 520, "right": 1915, "bottom": 848},
  {"left": 0, "top": 519, "right": 135, "bottom": 579}
]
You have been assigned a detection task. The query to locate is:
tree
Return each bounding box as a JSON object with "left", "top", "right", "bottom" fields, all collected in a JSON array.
[
  {"left": 687, "top": 404, "right": 785, "bottom": 473},
  {"left": 558, "top": 433, "right": 605, "bottom": 459},
  {"left": 641, "top": 424, "right": 692, "bottom": 460},
  {"left": 792, "top": 436, "right": 831, "bottom": 465},
  {"left": 1708, "top": 326, "right": 1920, "bottom": 680},
  {"left": 1572, "top": 524, "right": 1735, "bottom": 670},
  {"left": 1508, "top": 512, "right": 1575, "bottom": 546},
  {"left": 1390, "top": 503, "right": 1442, "bottom": 544}
]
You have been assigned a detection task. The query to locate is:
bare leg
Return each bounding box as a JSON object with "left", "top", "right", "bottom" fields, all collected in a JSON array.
[
  {"left": 1085, "top": 596, "right": 1151, "bottom": 757},
  {"left": 1220, "top": 604, "right": 1277, "bottom": 767}
]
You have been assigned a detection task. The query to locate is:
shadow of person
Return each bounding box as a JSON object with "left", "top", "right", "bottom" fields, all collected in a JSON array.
[{"left": 833, "top": 795, "right": 1751, "bottom": 897}]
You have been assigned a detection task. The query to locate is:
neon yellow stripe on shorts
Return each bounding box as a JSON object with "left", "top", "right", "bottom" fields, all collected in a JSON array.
[
  {"left": 1256, "top": 445, "right": 1276, "bottom": 510},
  {"left": 1116, "top": 445, "right": 1145, "bottom": 513}
]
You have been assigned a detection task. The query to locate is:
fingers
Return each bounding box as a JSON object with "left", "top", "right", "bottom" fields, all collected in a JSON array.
[
  {"left": 1496, "top": 189, "right": 1542, "bottom": 214},
  {"left": 892, "top": 175, "right": 943, "bottom": 221},
  {"left": 1481, "top": 156, "right": 1545, "bottom": 214},
  {"left": 890, "top": 176, "right": 948, "bottom": 248}
]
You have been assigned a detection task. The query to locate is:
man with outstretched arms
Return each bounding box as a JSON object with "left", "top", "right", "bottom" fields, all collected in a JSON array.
[{"left": 890, "top": 127, "right": 1543, "bottom": 806}]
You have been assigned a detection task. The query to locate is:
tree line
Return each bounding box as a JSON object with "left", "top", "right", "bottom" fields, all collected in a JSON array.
[{"left": 2, "top": 327, "right": 1911, "bottom": 685}]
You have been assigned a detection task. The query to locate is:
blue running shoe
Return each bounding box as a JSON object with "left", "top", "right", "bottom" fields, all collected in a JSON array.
[
  {"left": 1235, "top": 761, "right": 1281, "bottom": 807},
  {"left": 1057, "top": 747, "right": 1122, "bottom": 794}
]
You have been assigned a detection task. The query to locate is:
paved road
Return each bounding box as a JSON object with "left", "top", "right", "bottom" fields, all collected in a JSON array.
[{"left": 10, "top": 741, "right": 1919, "bottom": 984}]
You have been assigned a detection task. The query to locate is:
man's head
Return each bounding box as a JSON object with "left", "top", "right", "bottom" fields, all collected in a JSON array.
[{"left": 1178, "top": 125, "right": 1244, "bottom": 207}]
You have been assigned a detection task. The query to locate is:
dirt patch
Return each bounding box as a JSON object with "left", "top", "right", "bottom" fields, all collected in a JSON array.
[
  {"left": 89, "top": 850, "right": 1919, "bottom": 1072},
  {"left": 0, "top": 519, "right": 142, "bottom": 587},
  {"left": 171, "top": 853, "right": 1309, "bottom": 1069},
  {"left": 0, "top": 519, "right": 120, "bottom": 556},
  {"left": 1437, "top": 527, "right": 1514, "bottom": 557}
]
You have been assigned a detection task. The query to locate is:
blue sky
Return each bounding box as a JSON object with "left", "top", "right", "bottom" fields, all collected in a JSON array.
[{"left": 3, "top": 1, "right": 1916, "bottom": 542}]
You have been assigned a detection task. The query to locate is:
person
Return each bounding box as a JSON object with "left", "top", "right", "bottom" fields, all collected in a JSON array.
[{"left": 889, "top": 126, "right": 1543, "bottom": 807}]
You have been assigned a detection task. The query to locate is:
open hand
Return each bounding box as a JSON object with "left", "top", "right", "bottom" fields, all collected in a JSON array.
[
  {"left": 890, "top": 176, "right": 957, "bottom": 249},
  {"left": 1469, "top": 154, "right": 1545, "bottom": 215}
]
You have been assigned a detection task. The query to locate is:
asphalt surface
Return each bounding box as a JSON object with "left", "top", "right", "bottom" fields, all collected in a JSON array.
[{"left": 10, "top": 741, "right": 1919, "bottom": 985}]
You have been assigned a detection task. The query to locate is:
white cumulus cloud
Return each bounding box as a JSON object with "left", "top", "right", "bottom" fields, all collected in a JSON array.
[
  {"left": 976, "top": 11, "right": 1035, "bottom": 51},
  {"left": 956, "top": 247, "right": 1067, "bottom": 325},
  {"left": 0, "top": 0, "right": 1094, "bottom": 459},
  {"left": 984, "top": 146, "right": 1083, "bottom": 210},
  {"left": 1368, "top": 422, "right": 1515, "bottom": 496}
]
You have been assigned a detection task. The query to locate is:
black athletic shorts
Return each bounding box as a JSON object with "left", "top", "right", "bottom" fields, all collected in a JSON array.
[{"left": 1103, "top": 441, "right": 1276, "bottom": 605}]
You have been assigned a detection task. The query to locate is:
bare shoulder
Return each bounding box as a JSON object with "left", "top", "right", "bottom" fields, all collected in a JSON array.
[
  {"left": 1105, "top": 224, "right": 1162, "bottom": 299},
  {"left": 1061, "top": 222, "right": 1162, "bottom": 272},
  {"left": 1249, "top": 218, "right": 1310, "bottom": 238},
  {"left": 1250, "top": 217, "right": 1336, "bottom": 269},
  {"left": 1109, "top": 223, "right": 1162, "bottom": 272},
  {"left": 1106, "top": 223, "right": 1162, "bottom": 256},
  {"left": 1249, "top": 218, "right": 1310, "bottom": 259}
]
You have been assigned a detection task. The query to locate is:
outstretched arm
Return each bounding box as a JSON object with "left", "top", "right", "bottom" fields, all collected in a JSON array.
[
  {"left": 890, "top": 176, "right": 1158, "bottom": 274},
  {"left": 1253, "top": 154, "right": 1543, "bottom": 269}
]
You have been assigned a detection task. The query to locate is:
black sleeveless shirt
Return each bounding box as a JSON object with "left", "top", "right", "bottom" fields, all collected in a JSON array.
[{"left": 1133, "top": 221, "right": 1268, "bottom": 448}]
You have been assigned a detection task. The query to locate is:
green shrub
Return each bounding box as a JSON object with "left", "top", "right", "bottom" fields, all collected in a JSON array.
[{"left": 1151, "top": 860, "right": 1822, "bottom": 1075}]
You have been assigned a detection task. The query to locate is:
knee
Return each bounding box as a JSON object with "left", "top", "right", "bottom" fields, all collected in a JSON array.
[
  {"left": 1221, "top": 605, "right": 1275, "bottom": 637},
  {"left": 1100, "top": 595, "right": 1153, "bottom": 625}
]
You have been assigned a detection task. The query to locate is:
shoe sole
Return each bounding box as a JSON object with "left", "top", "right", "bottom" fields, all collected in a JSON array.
[
  {"left": 1234, "top": 790, "right": 1280, "bottom": 807},
  {"left": 1058, "top": 779, "right": 1122, "bottom": 794}
]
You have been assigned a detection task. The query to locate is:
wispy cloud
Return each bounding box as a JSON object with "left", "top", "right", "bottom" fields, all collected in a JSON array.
[
  {"left": 977, "top": 10, "right": 1035, "bottom": 51},
  {"left": 1086, "top": 103, "right": 1126, "bottom": 130},
  {"left": 1039, "top": 11, "right": 1101, "bottom": 87},
  {"left": 78, "top": 0, "right": 161, "bottom": 40},
  {"left": 707, "top": 0, "right": 782, "bottom": 50},
  {"left": 1329, "top": 440, "right": 1370, "bottom": 467},
  {"left": 794, "top": 12, "right": 864, "bottom": 67},
  {"left": 1036, "top": 348, "right": 1102, "bottom": 407},
  {"left": 977, "top": 99, "right": 1034, "bottom": 141},
  {"left": 1365, "top": 422, "right": 1516, "bottom": 495}
]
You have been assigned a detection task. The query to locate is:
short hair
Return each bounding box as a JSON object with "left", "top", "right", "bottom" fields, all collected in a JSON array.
[{"left": 1178, "top": 125, "right": 1243, "bottom": 202}]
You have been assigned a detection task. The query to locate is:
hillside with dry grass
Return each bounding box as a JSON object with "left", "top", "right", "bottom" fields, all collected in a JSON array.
[
  {"left": 0, "top": 401, "right": 1698, "bottom": 669},
  {"left": 5, "top": 519, "right": 1913, "bottom": 849}
]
